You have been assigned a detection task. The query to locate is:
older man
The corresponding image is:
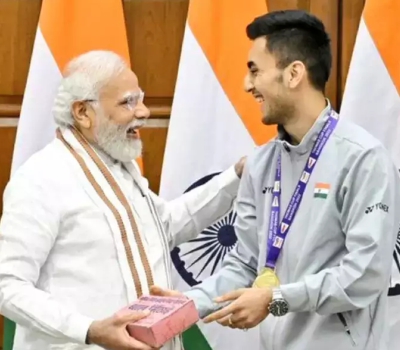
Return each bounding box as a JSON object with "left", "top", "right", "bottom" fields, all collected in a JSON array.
[{"left": 0, "top": 51, "right": 244, "bottom": 350}]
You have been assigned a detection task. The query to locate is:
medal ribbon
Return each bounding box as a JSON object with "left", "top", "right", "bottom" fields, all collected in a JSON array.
[{"left": 265, "top": 110, "right": 339, "bottom": 269}]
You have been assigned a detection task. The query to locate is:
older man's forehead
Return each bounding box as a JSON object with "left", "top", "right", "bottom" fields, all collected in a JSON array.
[
  {"left": 102, "top": 68, "right": 140, "bottom": 97},
  {"left": 114, "top": 68, "right": 139, "bottom": 87}
]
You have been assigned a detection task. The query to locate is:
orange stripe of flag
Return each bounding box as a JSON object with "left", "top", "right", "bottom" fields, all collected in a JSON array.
[
  {"left": 188, "top": 0, "right": 275, "bottom": 146},
  {"left": 363, "top": 0, "right": 400, "bottom": 94},
  {"left": 39, "top": 0, "right": 130, "bottom": 73},
  {"left": 315, "top": 183, "right": 330, "bottom": 189}
]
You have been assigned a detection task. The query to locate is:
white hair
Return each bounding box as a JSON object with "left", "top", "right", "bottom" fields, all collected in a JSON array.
[{"left": 52, "top": 50, "right": 128, "bottom": 127}]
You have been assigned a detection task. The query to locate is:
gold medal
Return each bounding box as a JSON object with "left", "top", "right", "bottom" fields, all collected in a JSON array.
[{"left": 253, "top": 267, "right": 280, "bottom": 288}]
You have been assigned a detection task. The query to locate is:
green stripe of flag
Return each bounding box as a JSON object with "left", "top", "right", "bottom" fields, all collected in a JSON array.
[
  {"left": 3, "top": 318, "right": 15, "bottom": 350},
  {"left": 183, "top": 324, "right": 212, "bottom": 350}
]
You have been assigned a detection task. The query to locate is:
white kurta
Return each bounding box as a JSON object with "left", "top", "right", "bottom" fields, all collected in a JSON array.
[{"left": 0, "top": 130, "right": 240, "bottom": 350}]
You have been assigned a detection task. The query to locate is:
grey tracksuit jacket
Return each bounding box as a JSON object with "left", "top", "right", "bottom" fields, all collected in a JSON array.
[{"left": 185, "top": 106, "right": 400, "bottom": 350}]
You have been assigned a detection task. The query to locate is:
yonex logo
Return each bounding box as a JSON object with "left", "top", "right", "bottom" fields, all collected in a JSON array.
[
  {"left": 262, "top": 186, "right": 273, "bottom": 194},
  {"left": 365, "top": 206, "right": 373, "bottom": 214},
  {"left": 365, "top": 202, "right": 389, "bottom": 214}
]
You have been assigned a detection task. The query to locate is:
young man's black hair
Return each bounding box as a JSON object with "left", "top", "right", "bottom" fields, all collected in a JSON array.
[{"left": 246, "top": 10, "right": 331, "bottom": 92}]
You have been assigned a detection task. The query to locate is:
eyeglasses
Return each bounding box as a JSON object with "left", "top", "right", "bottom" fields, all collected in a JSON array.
[
  {"left": 83, "top": 89, "right": 145, "bottom": 110},
  {"left": 123, "top": 90, "right": 145, "bottom": 110}
]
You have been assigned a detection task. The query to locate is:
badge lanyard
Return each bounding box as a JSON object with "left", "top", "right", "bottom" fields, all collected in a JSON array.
[{"left": 265, "top": 111, "right": 339, "bottom": 269}]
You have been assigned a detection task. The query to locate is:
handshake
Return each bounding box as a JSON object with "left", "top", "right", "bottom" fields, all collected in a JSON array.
[{"left": 87, "top": 285, "right": 272, "bottom": 350}]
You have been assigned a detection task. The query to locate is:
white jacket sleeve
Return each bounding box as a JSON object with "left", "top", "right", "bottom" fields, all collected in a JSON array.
[
  {"left": 0, "top": 172, "right": 94, "bottom": 344},
  {"left": 183, "top": 162, "right": 259, "bottom": 318},
  {"left": 150, "top": 166, "right": 240, "bottom": 248},
  {"left": 280, "top": 146, "right": 400, "bottom": 314}
]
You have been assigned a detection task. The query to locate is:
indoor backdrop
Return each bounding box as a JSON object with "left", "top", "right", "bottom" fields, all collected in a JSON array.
[{"left": 0, "top": 0, "right": 367, "bottom": 346}]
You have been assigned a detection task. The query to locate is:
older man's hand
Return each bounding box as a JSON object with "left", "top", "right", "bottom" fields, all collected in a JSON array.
[
  {"left": 87, "top": 310, "right": 159, "bottom": 350},
  {"left": 149, "top": 285, "right": 186, "bottom": 298},
  {"left": 234, "top": 156, "right": 247, "bottom": 178}
]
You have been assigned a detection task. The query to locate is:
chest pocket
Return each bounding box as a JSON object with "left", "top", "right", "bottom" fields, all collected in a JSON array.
[{"left": 302, "top": 181, "right": 343, "bottom": 255}]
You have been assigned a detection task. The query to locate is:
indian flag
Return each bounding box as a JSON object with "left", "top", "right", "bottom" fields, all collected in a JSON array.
[
  {"left": 159, "top": 1, "right": 274, "bottom": 349},
  {"left": 339, "top": 0, "right": 400, "bottom": 347},
  {"left": 313, "top": 183, "right": 330, "bottom": 199},
  {"left": 4, "top": 1, "right": 130, "bottom": 349}
]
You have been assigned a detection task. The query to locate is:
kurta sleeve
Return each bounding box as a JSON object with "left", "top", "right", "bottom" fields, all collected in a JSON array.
[
  {"left": 150, "top": 166, "right": 240, "bottom": 248},
  {"left": 184, "top": 161, "right": 259, "bottom": 318},
  {"left": 0, "top": 171, "right": 94, "bottom": 344}
]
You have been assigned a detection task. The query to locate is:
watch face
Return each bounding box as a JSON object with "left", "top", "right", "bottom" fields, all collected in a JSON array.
[{"left": 269, "top": 299, "right": 289, "bottom": 316}]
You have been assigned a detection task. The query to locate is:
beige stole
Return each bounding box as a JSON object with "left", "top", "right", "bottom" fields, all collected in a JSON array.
[
  {"left": 57, "top": 127, "right": 184, "bottom": 350},
  {"left": 57, "top": 126, "right": 173, "bottom": 299}
]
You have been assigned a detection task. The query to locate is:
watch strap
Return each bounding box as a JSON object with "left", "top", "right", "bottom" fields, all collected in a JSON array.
[{"left": 272, "top": 288, "right": 283, "bottom": 300}]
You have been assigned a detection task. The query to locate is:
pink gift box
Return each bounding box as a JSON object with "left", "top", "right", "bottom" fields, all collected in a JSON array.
[{"left": 126, "top": 295, "right": 199, "bottom": 348}]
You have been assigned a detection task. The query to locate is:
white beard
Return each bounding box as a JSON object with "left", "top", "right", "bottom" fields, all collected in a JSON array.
[{"left": 94, "top": 110, "right": 143, "bottom": 162}]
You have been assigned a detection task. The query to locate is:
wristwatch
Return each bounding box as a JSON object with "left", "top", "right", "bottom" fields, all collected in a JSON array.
[{"left": 269, "top": 288, "right": 289, "bottom": 317}]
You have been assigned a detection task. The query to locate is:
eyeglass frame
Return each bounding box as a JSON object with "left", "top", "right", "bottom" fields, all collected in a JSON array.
[{"left": 82, "top": 89, "right": 145, "bottom": 111}]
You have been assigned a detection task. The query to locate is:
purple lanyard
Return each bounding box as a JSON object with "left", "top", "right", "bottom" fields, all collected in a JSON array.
[{"left": 265, "top": 110, "right": 339, "bottom": 269}]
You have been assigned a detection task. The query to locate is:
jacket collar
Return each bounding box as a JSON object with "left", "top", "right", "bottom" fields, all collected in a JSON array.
[{"left": 275, "top": 99, "right": 333, "bottom": 156}]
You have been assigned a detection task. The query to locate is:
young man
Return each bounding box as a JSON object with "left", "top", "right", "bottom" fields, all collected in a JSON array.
[
  {"left": 0, "top": 51, "right": 244, "bottom": 350},
  {"left": 153, "top": 10, "right": 400, "bottom": 350}
]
